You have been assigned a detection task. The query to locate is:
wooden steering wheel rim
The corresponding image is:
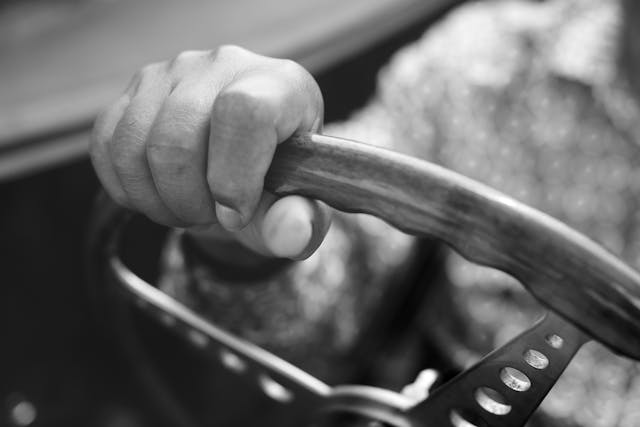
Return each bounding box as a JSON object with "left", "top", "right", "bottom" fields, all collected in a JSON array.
[{"left": 264, "top": 133, "right": 640, "bottom": 360}]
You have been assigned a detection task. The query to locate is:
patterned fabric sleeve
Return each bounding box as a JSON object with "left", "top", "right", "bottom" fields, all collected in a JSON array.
[{"left": 328, "top": 1, "right": 640, "bottom": 425}]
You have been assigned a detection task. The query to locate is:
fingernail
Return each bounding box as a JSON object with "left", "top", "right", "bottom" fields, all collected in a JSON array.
[
  {"left": 265, "top": 209, "right": 313, "bottom": 258},
  {"left": 216, "top": 203, "right": 244, "bottom": 231}
]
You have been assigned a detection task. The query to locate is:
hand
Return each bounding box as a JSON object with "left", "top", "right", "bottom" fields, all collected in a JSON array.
[{"left": 91, "top": 45, "right": 331, "bottom": 259}]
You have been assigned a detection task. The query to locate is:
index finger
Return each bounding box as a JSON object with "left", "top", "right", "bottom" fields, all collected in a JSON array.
[{"left": 207, "top": 63, "right": 323, "bottom": 230}]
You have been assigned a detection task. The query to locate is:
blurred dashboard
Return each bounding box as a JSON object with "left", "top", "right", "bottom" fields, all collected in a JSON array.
[{"left": 0, "top": 0, "right": 455, "bottom": 182}]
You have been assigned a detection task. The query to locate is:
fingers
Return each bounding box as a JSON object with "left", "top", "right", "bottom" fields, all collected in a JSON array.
[
  {"left": 208, "top": 61, "right": 323, "bottom": 230},
  {"left": 233, "top": 194, "right": 331, "bottom": 259},
  {"left": 91, "top": 45, "right": 330, "bottom": 260},
  {"left": 109, "top": 63, "right": 186, "bottom": 226},
  {"left": 146, "top": 78, "right": 218, "bottom": 225}
]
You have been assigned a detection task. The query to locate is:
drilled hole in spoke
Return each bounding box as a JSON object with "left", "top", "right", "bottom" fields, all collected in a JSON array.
[
  {"left": 219, "top": 349, "right": 247, "bottom": 373},
  {"left": 450, "top": 409, "right": 486, "bottom": 427},
  {"left": 500, "top": 367, "right": 531, "bottom": 392},
  {"left": 545, "top": 334, "right": 564, "bottom": 349},
  {"left": 523, "top": 349, "right": 549, "bottom": 369},
  {"left": 259, "top": 375, "right": 293, "bottom": 403},
  {"left": 474, "top": 387, "right": 511, "bottom": 415}
]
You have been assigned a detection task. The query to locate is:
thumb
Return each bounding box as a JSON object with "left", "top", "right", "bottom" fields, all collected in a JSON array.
[{"left": 236, "top": 193, "right": 331, "bottom": 260}]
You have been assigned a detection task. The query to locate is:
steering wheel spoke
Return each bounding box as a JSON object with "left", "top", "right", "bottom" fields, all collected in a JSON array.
[{"left": 407, "top": 312, "right": 588, "bottom": 427}]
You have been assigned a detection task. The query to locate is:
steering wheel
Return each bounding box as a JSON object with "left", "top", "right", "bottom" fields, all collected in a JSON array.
[{"left": 88, "top": 133, "right": 640, "bottom": 427}]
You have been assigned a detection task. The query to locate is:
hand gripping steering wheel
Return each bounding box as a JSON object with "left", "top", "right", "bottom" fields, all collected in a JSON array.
[{"left": 88, "top": 133, "right": 640, "bottom": 427}]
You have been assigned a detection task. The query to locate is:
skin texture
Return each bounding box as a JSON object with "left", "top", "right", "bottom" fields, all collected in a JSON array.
[{"left": 91, "top": 45, "right": 330, "bottom": 259}]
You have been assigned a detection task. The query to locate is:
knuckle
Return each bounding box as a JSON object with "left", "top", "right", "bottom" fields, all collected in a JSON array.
[
  {"left": 139, "top": 61, "right": 167, "bottom": 79},
  {"left": 278, "top": 59, "right": 323, "bottom": 110},
  {"left": 169, "top": 50, "right": 205, "bottom": 71},
  {"left": 214, "top": 44, "right": 247, "bottom": 60},
  {"left": 278, "top": 58, "right": 307, "bottom": 79},
  {"left": 175, "top": 50, "right": 200, "bottom": 64},
  {"left": 278, "top": 59, "right": 316, "bottom": 93},
  {"left": 130, "top": 62, "right": 169, "bottom": 93}
]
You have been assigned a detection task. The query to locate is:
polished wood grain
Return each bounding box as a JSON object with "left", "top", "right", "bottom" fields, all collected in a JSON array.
[{"left": 265, "top": 134, "right": 640, "bottom": 360}]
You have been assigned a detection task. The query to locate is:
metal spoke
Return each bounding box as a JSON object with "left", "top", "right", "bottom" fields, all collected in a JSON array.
[{"left": 407, "top": 312, "right": 588, "bottom": 427}]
